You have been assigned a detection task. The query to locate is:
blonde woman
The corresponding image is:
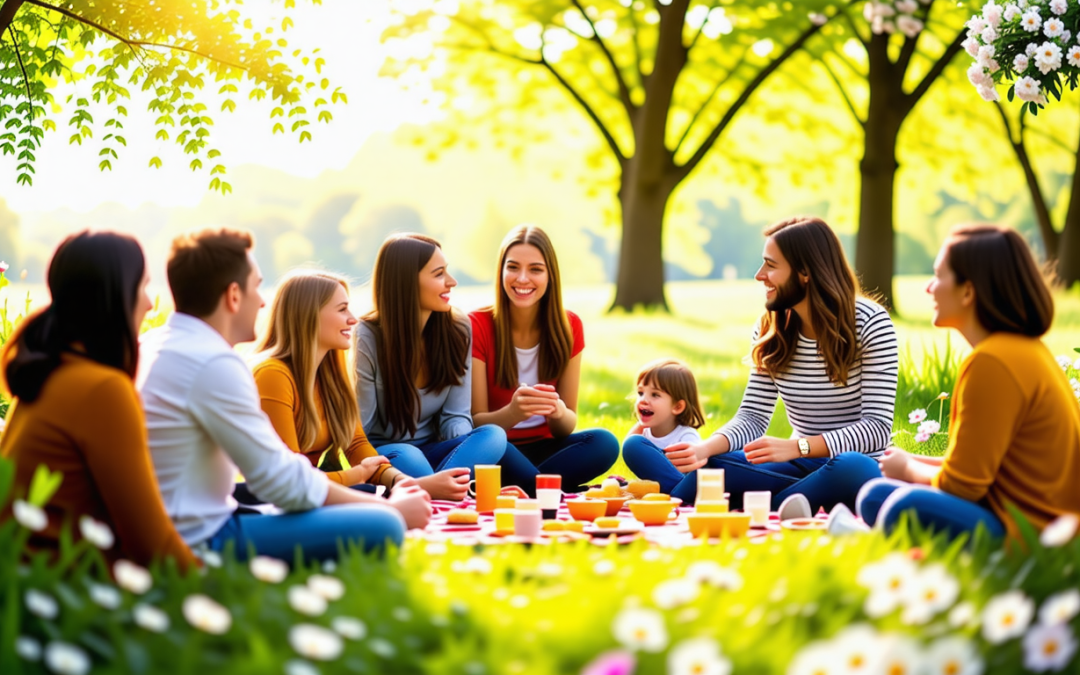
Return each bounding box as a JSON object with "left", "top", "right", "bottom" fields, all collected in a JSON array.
[{"left": 254, "top": 270, "right": 464, "bottom": 499}]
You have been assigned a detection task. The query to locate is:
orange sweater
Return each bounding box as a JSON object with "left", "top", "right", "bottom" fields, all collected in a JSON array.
[
  {"left": 1, "top": 353, "right": 196, "bottom": 570},
  {"left": 933, "top": 333, "right": 1080, "bottom": 539},
  {"left": 252, "top": 358, "right": 400, "bottom": 488}
]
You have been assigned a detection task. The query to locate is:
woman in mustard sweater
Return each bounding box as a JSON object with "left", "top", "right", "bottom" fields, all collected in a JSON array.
[
  {"left": 853, "top": 224, "right": 1080, "bottom": 541},
  {"left": 1, "top": 231, "right": 197, "bottom": 570},
  {"left": 253, "top": 270, "right": 470, "bottom": 500}
]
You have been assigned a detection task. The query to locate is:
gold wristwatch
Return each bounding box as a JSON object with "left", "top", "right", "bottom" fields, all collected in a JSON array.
[{"left": 797, "top": 438, "right": 811, "bottom": 457}]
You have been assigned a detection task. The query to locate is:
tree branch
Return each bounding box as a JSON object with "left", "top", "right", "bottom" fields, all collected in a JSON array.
[
  {"left": 8, "top": 25, "right": 34, "bottom": 113},
  {"left": 0, "top": 0, "right": 25, "bottom": 37},
  {"left": 569, "top": 0, "right": 636, "bottom": 115},
  {"left": 540, "top": 56, "right": 625, "bottom": 163},
  {"left": 673, "top": 47, "right": 749, "bottom": 156},
  {"left": 903, "top": 28, "right": 965, "bottom": 111},
  {"left": 994, "top": 101, "right": 1058, "bottom": 256},
  {"left": 894, "top": 32, "right": 920, "bottom": 75},
  {"left": 840, "top": 4, "right": 869, "bottom": 48},
  {"left": 820, "top": 54, "right": 864, "bottom": 127}
]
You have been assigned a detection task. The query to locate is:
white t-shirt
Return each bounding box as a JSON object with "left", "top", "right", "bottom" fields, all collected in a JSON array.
[
  {"left": 643, "top": 424, "right": 701, "bottom": 448},
  {"left": 513, "top": 344, "right": 546, "bottom": 430}
]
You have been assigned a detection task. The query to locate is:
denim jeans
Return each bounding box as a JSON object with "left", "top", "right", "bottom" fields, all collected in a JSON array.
[
  {"left": 206, "top": 503, "right": 405, "bottom": 562},
  {"left": 856, "top": 478, "right": 1006, "bottom": 539},
  {"left": 511, "top": 428, "right": 621, "bottom": 492},
  {"left": 622, "top": 435, "right": 882, "bottom": 512},
  {"left": 374, "top": 425, "right": 508, "bottom": 479}
]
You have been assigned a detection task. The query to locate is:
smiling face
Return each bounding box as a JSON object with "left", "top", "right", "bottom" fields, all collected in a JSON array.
[
  {"left": 635, "top": 381, "right": 686, "bottom": 433},
  {"left": 756, "top": 236, "right": 806, "bottom": 312},
  {"left": 502, "top": 243, "right": 549, "bottom": 310},
  {"left": 927, "top": 242, "right": 972, "bottom": 330},
  {"left": 236, "top": 252, "right": 265, "bottom": 344},
  {"left": 317, "top": 283, "right": 357, "bottom": 353},
  {"left": 418, "top": 247, "right": 456, "bottom": 314}
]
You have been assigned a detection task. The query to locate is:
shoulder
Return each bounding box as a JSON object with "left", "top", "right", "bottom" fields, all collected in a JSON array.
[
  {"left": 71, "top": 358, "right": 137, "bottom": 398},
  {"left": 565, "top": 310, "right": 585, "bottom": 352},
  {"left": 971, "top": 333, "right": 1047, "bottom": 371},
  {"left": 855, "top": 297, "right": 895, "bottom": 334},
  {"left": 252, "top": 357, "right": 297, "bottom": 387},
  {"left": 356, "top": 320, "right": 379, "bottom": 347},
  {"left": 469, "top": 308, "right": 495, "bottom": 330}
]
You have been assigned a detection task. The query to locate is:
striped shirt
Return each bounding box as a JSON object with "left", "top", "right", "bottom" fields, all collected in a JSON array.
[{"left": 715, "top": 297, "right": 898, "bottom": 458}]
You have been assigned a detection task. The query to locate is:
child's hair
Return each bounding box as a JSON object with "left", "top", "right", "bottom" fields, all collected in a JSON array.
[{"left": 635, "top": 358, "right": 706, "bottom": 429}]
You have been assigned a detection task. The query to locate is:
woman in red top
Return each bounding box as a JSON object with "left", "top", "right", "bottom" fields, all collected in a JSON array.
[{"left": 470, "top": 225, "right": 618, "bottom": 491}]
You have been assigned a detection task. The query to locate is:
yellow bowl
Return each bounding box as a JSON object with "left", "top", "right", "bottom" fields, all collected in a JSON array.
[
  {"left": 628, "top": 499, "right": 677, "bottom": 525},
  {"left": 642, "top": 493, "right": 672, "bottom": 502},
  {"left": 567, "top": 498, "right": 607, "bottom": 522},
  {"left": 695, "top": 500, "right": 729, "bottom": 514},
  {"left": 601, "top": 494, "right": 632, "bottom": 517},
  {"left": 687, "top": 512, "right": 752, "bottom": 538}
]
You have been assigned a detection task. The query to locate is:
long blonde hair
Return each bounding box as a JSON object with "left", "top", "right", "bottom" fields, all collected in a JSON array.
[{"left": 257, "top": 270, "right": 359, "bottom": 455}]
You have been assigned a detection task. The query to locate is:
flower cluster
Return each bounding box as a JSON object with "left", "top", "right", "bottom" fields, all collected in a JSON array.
[
  {"left": 966, "top": 0, "right": 1080, "bottom": 108},
  {"left": 864, "top": 0, "right": 932, "bottom": 38},
  {"left": 900, "top": 392, "right": 950, "bottom": 444}
]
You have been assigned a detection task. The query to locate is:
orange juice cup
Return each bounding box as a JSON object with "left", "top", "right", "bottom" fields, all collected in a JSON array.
[{"left": 470, "top": 465, "right": 501, "bottom": 514}]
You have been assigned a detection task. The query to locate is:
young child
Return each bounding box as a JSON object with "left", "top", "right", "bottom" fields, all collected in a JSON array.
[{"left": 624, "top": 359, "right": 706, "bottom": 450}]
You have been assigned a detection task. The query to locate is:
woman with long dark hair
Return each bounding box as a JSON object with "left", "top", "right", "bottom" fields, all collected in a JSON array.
[
  {"left": 356, "top": 234, "right": 506, "bottom": 495},
  {"left": 1, "top": 231, "right": 196, "bottom": 569},
  {"left": 856, "top": 225, "right": 1080, "bottom": 540},
  {"left": 624, "top": 216, "right": 897, "bottom": 511},
  {"left": 470, "top": 225, "right": 618, "bottom": 490}
]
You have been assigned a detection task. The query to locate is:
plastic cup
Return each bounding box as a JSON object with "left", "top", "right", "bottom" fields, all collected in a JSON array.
[
  {"left": 744, "top": 491, "right": 771, "bottom": 527},
  {"left": 494, "top": 508, "right": 515, "bottom": 533},
  {"left": 514, "top": 509, "right": 542, "bottom": 538}
]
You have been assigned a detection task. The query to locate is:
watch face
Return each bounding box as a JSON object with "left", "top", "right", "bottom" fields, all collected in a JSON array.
[{"left": 798, "top": 439, "right": 810, "bottom": 455}]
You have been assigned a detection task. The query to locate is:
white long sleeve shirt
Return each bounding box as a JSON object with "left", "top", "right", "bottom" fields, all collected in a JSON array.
[{"left": 137, "top": 313, "right": 328, "bottom": 545}]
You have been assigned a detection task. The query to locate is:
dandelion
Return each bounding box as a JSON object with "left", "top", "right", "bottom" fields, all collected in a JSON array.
[
  {"left": 900, "top": 563, "right": 960, "bottom": 626},
  {"left": 182, "top": 594, "right": 232, "bottom": 634},
  {"left": 331, "top": 616, "right": 367, "bottom": 640},
  {"left": 43, "top": 641, "right": 91, "bottom": 675},
  {"left": 25, "top": 589, "right": 59, "bottom": 620},
  {"left": 1039, "top": 589, "right": 1080, "bottom": 626},
  {"left": 307, "top": 574, "right": 345, "bottom": 601},
  {"left": 653, "top": 578, "right": 700, "bottom": 609},
  {"left": 87, "top": 582, "right": 121, "bottom": 610},
  {"left": 13, "top": 500, "right": 47, "bottom": 531},
  {"left": 283, "top": 660, "right": 321, "bottom": 675},
  {"left": 289, "top": 624, "right": 344, "bottom": 661},
  {"left": 908, "top": 409, "right": 928, "bottom": 424},
  {"left": 1040, "top": 513, "right": 1078, "bottom": 547},
  {"left": 668, "top": 637, "right": 732, "bottom": 675},
  {"left": 924, "top": 636, "right": 983, "bottom": 675},
  {"left": 78, "top": 515, "right": 114, "bottom": 550},
  {"left": 113, "top": 560, "right": 153, "bottom": 594},
  {"left": 288, "top": 586, "right": 328, "bottom": 617},
  {"left": 982, "top": 590, "right": 1035, "bottom": 644},
  {"left": 133, "top": 603, "right": 170, "bottom": 633},
  {"left": 15, "top": 635, "right": 42, "bottom": 661},
  {"left": 250, "top": 556, "right": 289, "bottom": 584},
  {"left": 612, "top": 607, "right": 668, "bottom": 652},
  {"left": 1023, "top": 622, "right": 1077, "bottom": 672}
]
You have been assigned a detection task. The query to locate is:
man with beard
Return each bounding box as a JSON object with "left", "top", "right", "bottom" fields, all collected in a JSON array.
[{"left": 622, "top": 216, "right": 897, "bottom": 513}]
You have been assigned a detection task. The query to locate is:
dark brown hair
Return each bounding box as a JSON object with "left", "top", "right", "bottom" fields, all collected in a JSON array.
[
  {"left": 362, "top": 233, "right": 469, "bottom": 438},
  {"left": 167, "top": 228, "right": 253, "bottom": 317},
  {"left": 635, "top": 358, "right": 706, "bottom": 429},
  {"left": 753, "top": 216, "right": 862, "bottom": 386},
  {"left": 489, "top": 225, "right": 574, "bottom": 389},
  {"left": 3, "top": 231, "right": 145, "bottom": 402},
  {"left": 945, "top": 224, "right": 1053, "bottom": 336}
]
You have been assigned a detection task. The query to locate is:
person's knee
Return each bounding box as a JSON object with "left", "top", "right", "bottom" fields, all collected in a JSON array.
[
  {"left": 473, "top": 424, "right": 508, "bottom": 446},
  {"left": 829, "top": 453, "right": 882, "bottom": 482},
  {"left": 348, "top": 504, "right": 406, "bottom": 551},
  {"left": 621, "top": 434, "right": 659, "bottom": 466},
  {"left": 856, "top": 477, "right": 898, "bottom": 525},
  {"left": 592, "top": 429, "right": 621, "bottom": 460}
]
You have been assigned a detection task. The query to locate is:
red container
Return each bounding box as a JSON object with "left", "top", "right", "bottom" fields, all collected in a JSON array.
[{"left": 536, "top": 474, "right": 562, "bottom": 490}]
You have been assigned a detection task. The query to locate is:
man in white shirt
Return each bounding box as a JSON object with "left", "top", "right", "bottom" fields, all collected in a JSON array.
[{"left": 138, "top": 228, "right": 430, "bottom": 561}]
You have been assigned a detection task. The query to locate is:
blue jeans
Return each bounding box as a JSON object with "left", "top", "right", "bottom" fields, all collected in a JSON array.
[
  {"left": 374, "top": 425, "right": 508, "bottom": 479},
  {"left": 511, "top": 429, "right": 620, "bottom": 492},
  {"left": 206, "top": 504, "right": 405, "bottom": 562},
  {"left": 622, "top": 435, "right": 881, "bottom": 512},
  {"left": 856, "top": 478, "right": 1006, "bottom": 539}
]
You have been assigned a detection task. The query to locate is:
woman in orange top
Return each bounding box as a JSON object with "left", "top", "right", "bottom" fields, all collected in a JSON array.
[
  {"left": 253, "top": 270, "right": 467, "bottom": 499},
  {"left": 1, "top": 231, "right": 196, "bottom": 570},
  {"left": 855, "top": 224, "right": 1080, "bottom": 541}
]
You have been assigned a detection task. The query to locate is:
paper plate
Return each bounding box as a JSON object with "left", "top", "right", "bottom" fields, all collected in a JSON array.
[{"left": 781, "top": 518, "right": 828, "bottom": 531}]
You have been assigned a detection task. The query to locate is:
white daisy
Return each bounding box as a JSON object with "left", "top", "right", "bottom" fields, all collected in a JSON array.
[
  {"left": 113, "top": 560, "right": 152, "bottom": 595},
  {"left": 833, "top": 624, "right": 883, "bottom": 673},
  {"left": 1023, "top": 622, "right": 1078, "bottom": 672},
  {"left": 15, "top": 635, "right": 42, "bottom": 661},
  {"left": 78, "top": 515, "right": 114, "bottom": 550},
  {"left": 12, "top": 500, "right": 47, "bottom": 531},
  {"left": 25, "top": 589, "right": 59, "bottom": 620},
  {"left": 289, "top": 623, "right": 344, "bottom": 661},
  {"left": 612, "top": 607, "right": 668, "bottom": 652},
  {"left": 288, "top": 586, "right": 328, "bottom": 617},
  {"left": 653, "top": 578, "right": 700, "bottom": 609},
  {"left": 1040, "top": 513, "right": 1078, "bottom": 547},
  {"left": 982, "top": 590, "right": 1035, "bottom": 644},
  {"left": 1004, "top": 4, "right": 1021, "bottom": 22},
  {"left": 857, "top": 553, "right": 918, "bottom": 618},
  {"left": 249, "top": 556, "right": 289, "bottom": 584},
  {"left": 43, "top": 641, "right": 91, "bottom": 675},
  {"left": 900, "top": 563, "right": 960, "bottom": 626},
  {"left": 1067, "top": 45, "right": 1080, "bottom": 67},
  {"left": 918, "top": 420, "right": 941, "bottom": 435},
  {"left": 1044, "top": 17, "right": 1065, "bottom": 38},
  {"left": 949, "top": 601, "right": 979, "bottom": 629},
  {"left": 1050, "top": 0, "right": 1068, "bottom": 15},
  {"left": 879, "top": 635, "right": 923, "bottom": 675},
  {"left": 668, "top": 637, "right": 732, "bottom": 675},
  {"left": 182, "top": 594, "right": 232, "bottom": 634},
  {"left": 908, "top": 409, "right": 928, "bottom": 424},
  {"left": 1022, "top": 9, "right": 1043, "bottom": 33},
  {"left": 306, "top": 575, "right": 345, "bottom": 601},
  {"left": 787, "top": 641, "right": 841, "bottom": 675},
  {"left": 924, "top": 636, "right": 983, "bottom": 675},
  {"left": 331, "top": 616, "right": 367, "bottom": 640},
  {"left": 283, "top": 660, "right": 321, "bottom": 675},
  {"left": 1015, "top": 53, "right": 1031, "bottom": 71},
  {"left": 1039, "top": 589, "right": 1080, "bottom": 626},
  {"left": 87, "top": 582, "right": 121, "bottom": 610},
  {"left": 133, "top": 603, "right": 170, "bottom": 633},
  {"left": 685, "top": 561, "right": 743, "bottom": 590},
  {"left": 1015, "top": 75, "right": 1043, "bottom": 102}
]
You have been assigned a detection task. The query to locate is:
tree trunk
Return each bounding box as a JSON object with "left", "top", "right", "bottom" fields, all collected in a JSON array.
[
  {"left": 1056, "top": 125, "right": 1080, "bottom": 286},
  {"left": 610, "top": 173, "right": 675, "bottom": 311},
  {"left": 0, "top": 1, "right": 24, "bottom": 36}
]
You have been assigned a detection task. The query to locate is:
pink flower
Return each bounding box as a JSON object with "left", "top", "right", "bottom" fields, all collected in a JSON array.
[
  {"left": 582, "top": 651, "right": 636, "bottom": 675},
  {"left": 908, "top": 409, "right": 928, "bottom": 424},
  {"left": 0, "top": 261, "right": 8, "bottom": 274},
  {"left": 915, "top": 431, "right": 932, "bottom": 443}
]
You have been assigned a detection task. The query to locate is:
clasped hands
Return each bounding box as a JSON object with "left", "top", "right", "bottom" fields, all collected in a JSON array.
[
  {"left": 510, "top": 383, "right": 566, "bottom": 422},
  {"left": 662, "top": 436, "right": 805, "bottom": 473}
]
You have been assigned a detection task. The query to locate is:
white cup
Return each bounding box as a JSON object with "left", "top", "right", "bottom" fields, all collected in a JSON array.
[
  {"left": 513, "top": 509, "right": 542, "bottom": 538},
  {"left": 744, "top": 491, "right": 772, "bottom": 527},
  {"left": 537, "top": 488, "right": 562, "bottom": 511}
]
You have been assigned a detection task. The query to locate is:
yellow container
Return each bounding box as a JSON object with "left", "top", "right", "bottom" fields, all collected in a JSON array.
[
  {"left": 493, "top": 508, "right": 515, "bottom": 534},
  {"left": 687, "top": 512, "right": 751, "bottom": 538},
  {"left": 695, "top": 500, "right": 729, "bottom": 514},
  {"left": 567, "top": 498, "right": 606, "bottom": 522},
  {"left": 628, "top": 499, "right": 676, "bottom": 526}
]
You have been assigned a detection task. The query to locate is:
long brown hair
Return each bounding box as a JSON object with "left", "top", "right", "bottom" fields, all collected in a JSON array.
[
  {"left": 752, "top": 216, "right": 862, "bottom": 386},
  {"left": 363, "top": 234, "right": 469, "bottom": 438},
  {"left": 256, "top": 271, "right": 359, "bottom": 455},
  {"left": 489, "top": 225, "right": 575, "bottom": 389},
  {"left": 945, "top": 224, "right": 1053, "bottom": 336}
]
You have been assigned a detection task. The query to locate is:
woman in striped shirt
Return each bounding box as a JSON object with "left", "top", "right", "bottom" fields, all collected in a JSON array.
[{"left": 624, "top": 216, "right": 895, "bottom": 511}]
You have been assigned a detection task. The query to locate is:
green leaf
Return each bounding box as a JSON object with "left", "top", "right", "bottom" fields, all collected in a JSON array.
[{"left": 27, "top": 463, "right": 63, "bottom": 507}]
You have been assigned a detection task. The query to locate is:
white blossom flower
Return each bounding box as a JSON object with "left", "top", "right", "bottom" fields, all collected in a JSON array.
[
  {"left": 786, "top": 641, "right": 840, "bottom": 675},
  {"left": 968, "top": 15, "right": 989, "bottom": 35},
  {"left": 898, "top": 16, "right": 925, "bottom": 37},
  {"left": 613, "top": 607, "right": 668, "bottom": 652},
  {"left": 1044, "top": 17, "right": 1065, "bottom": 38},
  {"left": 668, "top": 637, "right": 732, "bottom": 675},
  {"left": 908, "top": 409, "right": 928, "bottom": 424},
  {"left": 424, "top": 542, "right": 447, "bottom": 556},
  {"left": 982, "top": 24, "right": 1000, "bottom": 43},
  {"left": 810, "top": 13, "right": 828, "bottom": 26},
  {"left": 917, "top": 420, "right": 941, "bottom": 435},
  {"left": 43, "top": 641, "right": 91, "bottom": 675},
  {"left": 1040, "top": 589, "right": 1080, "bottom": 625},
  {"left": 914, "top": 431, "right": 932, "bottom": 443},
  {"left": 367, "top": 637, "right": 397, "bottom": 658},
  {"left": 1022, "top": 9, "right": 1044, "bottom": 32},
  {"left": 1004, "top": 4, "right": 1021, "bottom": 22},
  {"left": 78, "top": 516, "right": 114, "bottom": 550},
  {"left": 13, "top": 500, "right": 47, "bottom": 531},
  {"left": 182, "top": 594, "right": 232, "bottom": 634},
  {"left": 964, "top": 36, "right": 982, "bottom": 57},
  {"left": 288, "top": 586, "right": 328, "bottom": 617},
  {"left": 195, "top": 548, "right": 223, "bottom": 568},
  {"left": 900, "top": 563, "right": 960, "bottom": 625},
  {"left": 113, "top": 560, "right": 152, "bottom": 595},
  {"left": 133, "top": 603, "right": 170, "bottom": 632},
  {"left": 833, "top": 624, "right": 884, "bottom": 673},
  {"left": 1015, "top": 53, "right": 1031, "bottom": 71},
  {"left": 897, "top": 0, "right": 919, "bottom": 13},
  {"left": 857, "top": 553, "right": 918, "bottom": 618},
  {"left": 1067, "top": 45, "right": 1080, "bottom": 67},
  {"left": 331, "top": 616, "right": 367, "bottom": 640},
  {"left": 87, "top": 582, "right": 121, "bottom": 610},
  {"left": 949, "top": 601, "right": 979, "bottom": 629},
  {"left": 984, "top": 2, "right": 1005, "bottom": 27},
  {"left": 978, "top": 85, "right": 1001, "bottom": 101},
  {"left": 685, "top": 561, "right": 742, "bottom": 590},
  {"left": 249, "top": 556, "right": 289, "bottom": 584},
  {"left": 392, "top": 606, "right": 413, "bottom": 621},
  {"left": 1063, "top": 29, "right": 1072, "bottom": 43},
  {"left": 283, "top": 660, "right": 321, "bottom": 675},
  {"left": 25, "top": 589, "right": 59, "bottom": 620},
  {"left": 15, "top": 635, "right": 42, "bottom": 661},
  {"left": 653, "top": 578, "right": 700, "bottom": 609},
  {"left": 1015, "top": 75, "right": 1043, "bottom": 101},
  {"left": 289, "top": 624, "right": 344, "bottom": 661},
  {"left": 879, "top": 635, "right": 923, "bottom": 675},
  {"left": 924, "top": 636, "right": 983, "bottom": 675},
  {"left": 454, "top": 556, "right": 492, "bottom": 575},
  {"left": 982, "top": 590, "right": 1035, "bottom": 644},
  {"left": 1023, "top": 622, "right": 1077, "bottom": 672},
  {"left": 1056, "top": 355, "right": 1072, "bottom": 371},
  {"left": 969, "top": 65, "right": 992, "bottom": 87},
  {"left": 1050, "top": 0, "right": 1068, "bottom": 15},
  {"left": 594, "top": 559, "right": 616, "bottom": 576},
  {"left": 307, "top": 575, "right": 345, "bottom": 601},
  {"left": 1027, "top": 42, "right": 1040, "bottom": 57},
  {"left": 1041, "top": 513, "right": 1078, "bottom": 546}
]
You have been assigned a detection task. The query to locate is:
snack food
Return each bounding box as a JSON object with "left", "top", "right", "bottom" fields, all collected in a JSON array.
[
  {"left": 594, "top": 517, "right": 621, "bottom": 529},
  {"left": 562, "top": 520, "right": 586, "bottom": 533},
  {"left": 642, "top": 492, "right": 671, "bottom": 502},
  {"left": 584, "top": 488, "right": 605, "bottom": 500},
  {"left": 627, "top": 480, "right": 661, "bottom": 499},
  {"left": 600, "top": 478, "right": 623, "bottom": 497},
  {"left": 542, "top": 520, "right": 566, "bottom": 532},
  {"left": 446, "top": 509, "right": 478, "bottom": 525}
]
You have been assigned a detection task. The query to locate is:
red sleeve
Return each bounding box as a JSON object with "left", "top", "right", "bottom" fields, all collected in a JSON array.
[
  {"left": 470, "top": 310, "right": 494, "bottom": 363},
  {"left": 567, "top": 310, "right": 585, "bottom": 358}
]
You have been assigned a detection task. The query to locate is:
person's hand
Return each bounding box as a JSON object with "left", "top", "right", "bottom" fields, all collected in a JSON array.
[
  {"left": 744, "top": 437, "right": 800, "bottom": 465},
  {"left": 387, "top": 485, "right": 432, "bottom": 530},
  {"left": 878, "top": 447, "right": 913, "bottom": 481},
  {"left": 664, "top": 442, "right": 709, "bottom": 474},
  {"left": 416, "top": 468, "right": 471, "bottom": 501},
  {"left": 355, "top": 455, "right": 390, "bottom": 483},
  {"left": 535, "top": 384, "right": 567, "bottom": 420},
  {"left": 509, "top": 384, "right": 560, "bottom": 422}
]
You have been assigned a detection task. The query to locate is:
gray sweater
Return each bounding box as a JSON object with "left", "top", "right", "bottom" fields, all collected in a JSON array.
[{"left": 355, "top": 320, "right": 474, "bottom": 446}]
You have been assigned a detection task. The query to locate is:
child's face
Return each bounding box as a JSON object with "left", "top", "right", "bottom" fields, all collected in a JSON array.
[{"left": 635, "top": 382, "right": 685, "bottom": 430}]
